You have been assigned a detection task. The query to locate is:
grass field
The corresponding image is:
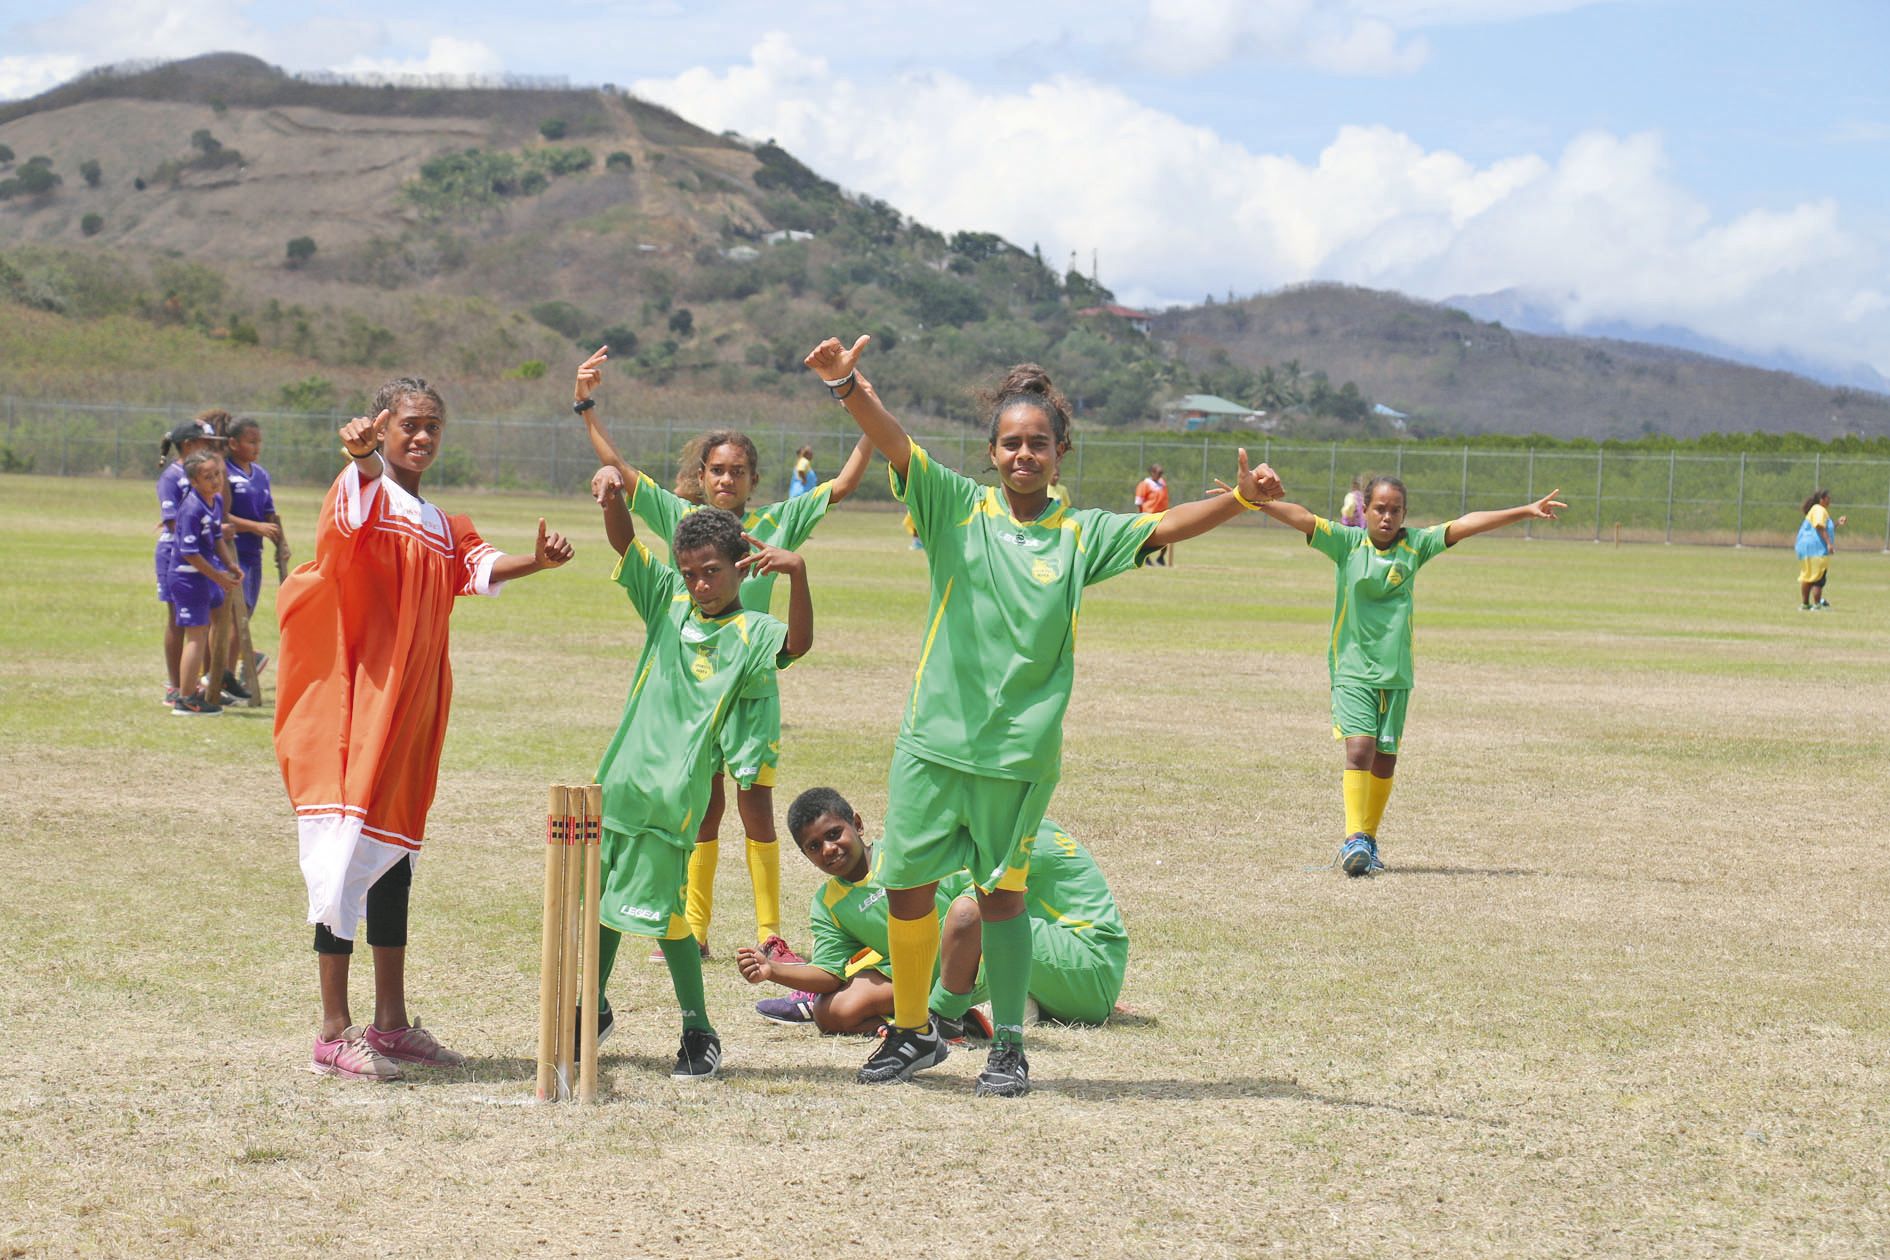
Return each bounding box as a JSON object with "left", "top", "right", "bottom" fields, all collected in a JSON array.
[{"left": 4, "top": 472, "right": 1887, "bottom": 1259}]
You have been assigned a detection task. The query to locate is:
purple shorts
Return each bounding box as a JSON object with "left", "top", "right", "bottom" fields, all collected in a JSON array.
[
  {"left": 170, "top": 570, "right": 227, "bottom": 626},
  {"left": 235, "top": 544, "right": 263, "bottom": 611},
  {"left": 155, "top": 542, "right": 173, "bottom": 603}
]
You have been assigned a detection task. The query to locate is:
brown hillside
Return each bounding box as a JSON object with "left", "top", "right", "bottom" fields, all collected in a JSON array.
[{"left": 1156, "top": 285, "right": 1890, "bottom": 440}]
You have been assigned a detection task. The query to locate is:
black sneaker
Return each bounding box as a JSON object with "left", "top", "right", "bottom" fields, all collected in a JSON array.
[
  {"left": 672, "top": 1028, "right": 721, "bottom": 1080},
  {"left": 172, "top": 694, "right": 223, "bottom": 717},
  {"left": 221, "top": 671, "right": 251, "bottom": 702},
  {"left": 856, "top": 1021, "right": 948, "bottom": 1084},
  {"left": 931, "top": 1006, "right": 994, "bottom": 1044},
  {"left": 574, "top": 1004, "right": 616, "bottom": 1063},
  {"left": 975, "top": 1042, "right": 1031, "bottom": 1097}
]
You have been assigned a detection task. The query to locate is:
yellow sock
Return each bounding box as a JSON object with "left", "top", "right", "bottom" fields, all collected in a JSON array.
[
  {"left": 684, "top": 839, "right": 718, "bottom": 944},
  {"left": 888, "top": 908, "right": 940, "bottom": 1031},
  {"left": 1364, "top": 773, "right": 1395, "bottom": 837},
  {"left": 1343, "top": 769, "right": 1371, "bottom": 835},
  {"left": 745, "top": 837, "right": 781, "bottom": 942}
]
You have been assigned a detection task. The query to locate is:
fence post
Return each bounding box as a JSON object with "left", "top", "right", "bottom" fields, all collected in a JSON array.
[
  {"left": 1593, "top": 448, "right": 1604, "bottom": 542},
  {"left": 551, "top": 420, "right": 561, "bottom": 493},
  {"left": 1075, "top": 439, "right": 1085, "bottom": 504},
  {"left": 1327, "top": 444, "right": 1337, "bottom": 517},
  {"left": 1459, "top": 445, "right": 1470, "bottom": 515},
  {"left": 1882, "top": 463, "right": 1889, "bottom": 552},
  {"left": 1395, "top": 444, "right": 1403, "bottom": 477},
  {"left": 1813, "top": 451, "right": 1821, "bottom": 489},
  {"left": 1665, "top": 450, "right": 1675, "bottom": 544},
  {"left": 1734, "top": 453, "right": 1746, "bottom": 546},
  {"left": 1524, "top": 447, "right": 1535, "bottom": 539},
  {"left": 1200, "top": 438, "right": 1210, "bottom": 498},
  {"left": 1138, "top": 434, "right": 1146, "bottom": 477}
]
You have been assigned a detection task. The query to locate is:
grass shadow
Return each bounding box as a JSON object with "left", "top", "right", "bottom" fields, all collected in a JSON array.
[
  {"left": 1045, "top": 1075, "right": 1506, "bottom": 1125},
  {"left": 1388, "top": 864, "right": 1542, "bottom": 877}
]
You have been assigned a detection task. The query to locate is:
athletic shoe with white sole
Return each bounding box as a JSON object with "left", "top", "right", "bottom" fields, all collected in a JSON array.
[
  {"left": 974, "top": 1042, "right": 1031, "bottom": 1098},
  {"left": 755, "top": 991, "right": 816, "bottom": 1024},
  {"left": 856, "top": 1021, "right": 948, "bottom": 1083},
  {"left": 672, "top": 1029, "right": 722, "bottom": 1080},
  {"left": 312, "top": 1025, "right": 402, "bottom": 1081},
  {"left": 574, "top": 1004, "right": 617, "bottom": 1062},
  {"left": 1339, "top": 832, "right": 1376, "bottom": 877},
  {"left": 172, "top": 693, "right": 222, "bottom": 716},
  {"left": 759, "top": 934, "right": 805, "bottom": 966},
  {"left": 933, "top": 1005, "right": 995, "bottom": 1043},
  {"left": 364, "top": 1019, "right": 466, "bottom": 1067}
]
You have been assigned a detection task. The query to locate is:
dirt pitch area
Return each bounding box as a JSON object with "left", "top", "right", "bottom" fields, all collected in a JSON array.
[{"left": 3, "top": 473, "right": 1886, "bottom": 1258}]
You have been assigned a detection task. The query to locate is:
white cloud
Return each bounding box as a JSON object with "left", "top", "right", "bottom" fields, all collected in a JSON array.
[
  {"left": 332, "top": 36, "right": 506, "bottom": 84},
  {"left": 20, "top": 0, "right": 271, "bottom": 64},
  {"left": 0, "top": 54, "right": 85, "bottom": 102},
  {"left": 634, "top": 34, "right": 1890, "bottom": 374}
]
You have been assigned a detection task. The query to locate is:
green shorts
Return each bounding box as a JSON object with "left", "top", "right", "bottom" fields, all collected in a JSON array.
[
  {"left": 719, "top": 690, "right": 782, "bottom": 790},
  {"left": 878, "top": 748, "right": 1056, "bottom": 892},
  {"left": 598, "top": 826, "right": 693, "bottom": 939},
  {"left": 953, "top": 923, "right": 1127, "bottom": 1024},
  {"left": 1331, "top": 683, "right": 1410, "bottom": 754},
  {"left": 1028, "top": 925, "right": 1128, "bottom": 1024}
]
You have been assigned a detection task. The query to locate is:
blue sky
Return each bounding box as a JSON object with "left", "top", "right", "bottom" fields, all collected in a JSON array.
[{"left": 4, "top": 0, "right": 1887, "bottom": 375}]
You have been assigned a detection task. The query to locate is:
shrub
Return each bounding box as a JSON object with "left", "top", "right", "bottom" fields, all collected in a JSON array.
[
  {"left": 605, "top": 150, "right": 634, "bottom": 173},
  {"left": 278, "top": 376, "right": 339, "bottom": 413},
  {"left": 539, "top": 118, "right": 568, "bottom": 140},
  {"left": 79, "top": 159, "right": 102, "bottom": 188},
  {"left": 595, "top": 324, "right": 637, "bottom": 355},
  {"left": 286, "top": 236, "right": 317, "bottom": 268},
  {"left": 667, "top": 308, "right": 694, "bottom": 338},
  {"left": 80, "top": 212, "right": 103, "bottom": 236},
  {"left": 538, "top": 146, "right": 594, "bottom": 176},
  {"left": 0, "top": 144, "right": 12, "bottom": 164},
  {"left": 529, "top": 299, "right": 591, "bottom": 340},
  {"left": 0, "top": 164, "right": 61, "bottom": 199},
  {"left": 507, "top": 360, "right": 549, "bottom": 380}
]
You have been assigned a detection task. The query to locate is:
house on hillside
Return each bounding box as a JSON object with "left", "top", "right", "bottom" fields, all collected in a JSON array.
[
  {"left": 1372, "top": 402, "right": 1409, "bottom": 432},
  {"left": 723, "top": 244, "right": 761, "bottom": 262},
  {"left": 1163, "top": 394, "right": 1266, "bottom": 431},
  {"left": 1076, "top": 304, "right": 1155, "bottom": 335},
  {"left": 764, "top": 229, "right": 814, "bottom": 245}
]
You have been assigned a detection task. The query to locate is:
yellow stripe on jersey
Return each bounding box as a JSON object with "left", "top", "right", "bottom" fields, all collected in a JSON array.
[
  {"left": 628, "top": 659, "right": 654, "bottom": 704},
  {"left": 1031, "top": 894, "right": 1094, "bottom": 932},
  {"left": 908, "top": 576, "right": 955, "bottom": 716}
]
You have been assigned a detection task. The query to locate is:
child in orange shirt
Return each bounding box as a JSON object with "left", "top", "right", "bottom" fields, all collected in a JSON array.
[{"left": 275, "top": 378, "right": 574, "bottom": 1081}]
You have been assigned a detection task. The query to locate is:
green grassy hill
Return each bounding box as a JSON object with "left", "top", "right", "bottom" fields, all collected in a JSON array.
[{"left": 2, "top": 53, "right": 1885, "bottom": 442}]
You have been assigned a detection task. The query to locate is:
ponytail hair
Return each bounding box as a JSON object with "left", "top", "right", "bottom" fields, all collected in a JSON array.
[
  {"left": 181, "top": 449, "right": 223, "bottom": 482},
  {"left": 979, "top": 363, "right": 1072, "bottom": 448},
  {"left": 1802, "top": 489, "right": 1828, "bottom": 516},
  {"left": 194, "top": 408, "right": 233, "bottom": 436}
]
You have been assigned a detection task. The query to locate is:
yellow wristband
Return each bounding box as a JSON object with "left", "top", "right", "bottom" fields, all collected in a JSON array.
[{"left": 1231, "top": 488, "right": 1265, "bottom": 511}]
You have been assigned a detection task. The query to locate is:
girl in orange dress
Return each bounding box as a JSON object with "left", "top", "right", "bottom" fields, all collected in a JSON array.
[{"left": 275, "top": 377, "right": 574, "bottom": 1081}]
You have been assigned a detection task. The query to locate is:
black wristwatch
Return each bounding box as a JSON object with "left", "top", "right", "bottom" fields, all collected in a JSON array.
[{"left": 572, "top": 398, "right": 596, "bottom": 414}]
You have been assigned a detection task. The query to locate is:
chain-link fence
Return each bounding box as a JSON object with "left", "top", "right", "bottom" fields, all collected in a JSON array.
[{"left": 6, "top": 395, "right": 1888, "bottom": 549}]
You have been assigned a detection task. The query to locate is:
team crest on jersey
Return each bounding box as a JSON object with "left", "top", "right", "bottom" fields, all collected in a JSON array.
[
  {"left": 1385, "top": 565, "right": 1406, "bottom": 587},
  {"left": 1030, "top": 557, "right": 1059, "bottom": 584},
  {"left": 690, "top": 645, "right": 716, "bottom": 680}
]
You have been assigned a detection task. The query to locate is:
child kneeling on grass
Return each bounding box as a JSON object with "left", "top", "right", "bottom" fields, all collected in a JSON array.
[
  {"left": 1253, "top": 475, "right": 1565, "bottom": 876},
  {"left": 587, "top": 468, "right": 813, "bottom": 1080},
  {"left": 737, "top": 788, "right": 1129, "bottom": 1040}
]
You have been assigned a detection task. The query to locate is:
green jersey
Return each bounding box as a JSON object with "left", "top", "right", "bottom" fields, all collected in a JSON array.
[
  {"left": 1307, "top": 516, "right": 1451, "bottom": 689},
  {"left": 891, "top": 440, "right": 1160, "bottom": 781},
  {"left": 808, "top": 871, "right": 964, "bottom": 979},
  {"left": 595, "top": 539, "right": 792, "bottom": 845},
  {"left": 629, "top": 473, "right": 835, "bottom": 615},
  {"left": 805, "top": 819, "right": 1122, "bottom": 978},
  {"left": 1026, "top": 821, "right": 1127, "bottom": 949}
]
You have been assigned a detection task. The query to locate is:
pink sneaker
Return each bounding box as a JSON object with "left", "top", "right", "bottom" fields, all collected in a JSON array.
[
  {"left": 364, "top": 1019, "right": 467, "bottom": 1067},
  {"left": 312, "top": 1026, "right": 402, "bottom": 1080},
  {"left": 759, "top": 934, "right": 804, "bottom": 966}
]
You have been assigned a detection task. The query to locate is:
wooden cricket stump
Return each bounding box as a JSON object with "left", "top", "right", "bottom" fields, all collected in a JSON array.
[{"left": 536, "top": 784, "right": 603, "bottom": 1102}]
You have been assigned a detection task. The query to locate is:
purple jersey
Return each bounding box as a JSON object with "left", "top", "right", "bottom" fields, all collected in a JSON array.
[
  {"left": 226, "top": 460, "right": 275, "bottom": 559},
  {"left": 156, "top": 461, "right": 188, "bottom": 558},
  {"left": 171, "top": 488, "right": 228, "bottom": 574}
]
